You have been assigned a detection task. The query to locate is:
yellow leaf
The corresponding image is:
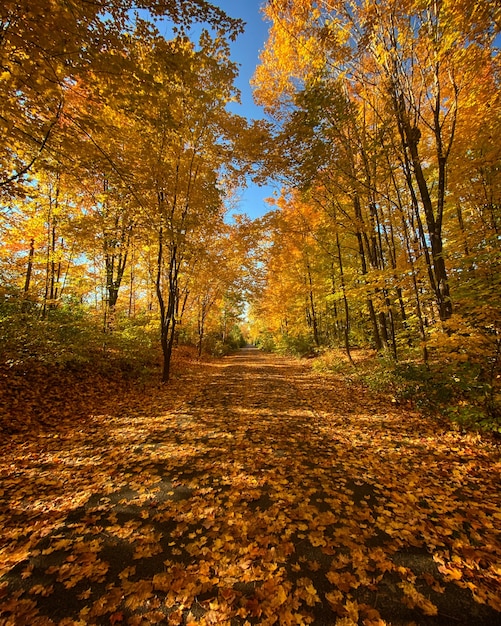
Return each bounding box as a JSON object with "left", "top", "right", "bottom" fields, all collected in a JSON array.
[
  {"left": 308, "top": 530, "right": 327, "bottom": 547},
  {"left": 325, "top": 589, "right": 344, "bottom": 610},
  {"left": 275, "top": 585, "right": 288, "bottom": 607},
  {"left": 399, "top": 582, "right": 438, "bottom": 616},
  {"left": 437, "top": 564, "right": 463, "bottom": 580}
]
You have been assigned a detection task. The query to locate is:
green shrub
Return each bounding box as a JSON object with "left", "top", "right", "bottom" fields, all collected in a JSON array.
[
  {"left": 226, "top": 325, "right": 247, "bottom": 350},
  {"left": 275, "top": 333, "right": 316, "bottom": 357},
  {"left": 355, "top": 356, "right": 499, "bottom": 433},
  {"left": 0, "top": 301, "right": 99, "bottom": 367},
  {"left": 108, "top": 313, "right": 160, "bottom": 379},
  {"left": 446, "top": 404, "right": 501, "bottom": 434},
  {"left": 255, "top": 331, "right": 276, "bottom": 352},
  {"left": 311, "top": 343, "right": 500, "bottom": 433},
  {"left": 0, "top": 303, "right": 161, "bottom": 381}
]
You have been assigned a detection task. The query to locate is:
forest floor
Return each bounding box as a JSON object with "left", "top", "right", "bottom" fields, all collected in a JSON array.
[{"left": 0, "top": 347, "right": 500, "bottom": 626}]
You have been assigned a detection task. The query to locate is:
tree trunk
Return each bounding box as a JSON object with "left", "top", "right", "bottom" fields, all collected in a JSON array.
[
  {"left": 390, "top": 72, "right": 452, "bottom": 321},
  {"left": 306, "top": 259, "right": 320, "bottom": 347},
  {"left": 23, "top": 238, "right": 35, "bottom": 295},
  {"left": 336, "top": 231, "right": 354, "bottom": 365},
  {"left": 156, "top": 223, "right": 180, "bottom": 383},
  {"left": 353, "top": 196, "right": 383, "bottom": 350},
  {"left": 104, "top": 221, "right": 131, "bottom": 332}
]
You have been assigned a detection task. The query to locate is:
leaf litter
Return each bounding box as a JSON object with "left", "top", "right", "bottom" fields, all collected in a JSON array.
[{"left": 0, "top": 348, "right": 500, "bottom": 625}]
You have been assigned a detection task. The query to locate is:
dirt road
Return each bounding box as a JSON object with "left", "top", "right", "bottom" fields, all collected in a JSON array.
[{"left": 1, "top": 348, "right": 500, "bottom": 625}]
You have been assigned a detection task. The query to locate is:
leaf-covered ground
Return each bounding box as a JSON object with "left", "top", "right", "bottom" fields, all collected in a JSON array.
[{"left": 1, "top": 348, "right": 500, "bottom": 626}]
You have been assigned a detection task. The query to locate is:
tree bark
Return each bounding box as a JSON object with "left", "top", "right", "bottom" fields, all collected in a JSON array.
[
  {"left": 336, "top": 231, "right": 354, "bottom": 365},
  {"left": 23, "top": 238, "right": 35, "bottom": 295},
  {"left": 353, "top": 196, "right": 382, "bottom": 350}
]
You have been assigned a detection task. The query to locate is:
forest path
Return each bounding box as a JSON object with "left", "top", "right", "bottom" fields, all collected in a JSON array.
[{"left": 1, "top": 348, "right": 500, "bottom": 625}]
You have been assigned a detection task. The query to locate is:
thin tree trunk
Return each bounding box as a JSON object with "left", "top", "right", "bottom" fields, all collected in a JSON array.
[
  {"left": 400, "top": 206, "right": 430, "bottom": 365},
  {"left": 329, "top": 264, "right": 342, "bottom": 345},
  {"left": 305, "top": 259, "right": 320, "bottom": 347},
  {"left": 128, "top": 242, "right": 135, "bottom": 318},
  {"left": 23, "top": 238, "right": 35, "bottom": 295},
  {"left": 353, "top": 196, "right": 382, "bottom": 349},
  {"left": 336, "top": 231, "right": 354, "bottom": 365},
  {"left": 390, "top": 72, "right": 452, "bottom": 321},
  {"left": 156, "top": 226, "right": 169, "bottom": 383},
  {"left": 387, "top": 157, "right": 430, "bottom": 364}
]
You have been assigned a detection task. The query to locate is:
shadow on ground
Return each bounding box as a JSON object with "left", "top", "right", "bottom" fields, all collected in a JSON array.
[{"left": 1, "top": 349, "right": 500, "bottom": 625}]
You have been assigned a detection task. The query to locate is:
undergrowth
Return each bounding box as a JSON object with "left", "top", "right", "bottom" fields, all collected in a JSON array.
[
  {"left": 0, "top": 302, "right": 161, "bottom": 382},
  {"left": 313, "top": 349, "right": 501, "bottom": 435}
]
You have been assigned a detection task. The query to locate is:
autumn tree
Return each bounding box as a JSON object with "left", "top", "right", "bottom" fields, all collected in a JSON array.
[
  {"left": 0, "top": 1, "right": 252, "bottom": 380},
  {"left": 252, "top": 0, "right": 501, "bottom": 369},
  {"left": 0, "top": 0, "right": 241, "bottom": 193},
  {"left": 100, "top": 25, "right": 246, "bottom": 381}
]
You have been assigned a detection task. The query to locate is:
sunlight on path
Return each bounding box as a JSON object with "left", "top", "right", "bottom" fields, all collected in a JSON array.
[{"left": 1, "top": 349, "right": 500, "bottom": 625}]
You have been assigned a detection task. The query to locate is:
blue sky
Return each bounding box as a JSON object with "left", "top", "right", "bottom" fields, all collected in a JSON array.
[
  {"left": 154, "top": 1, "right": 278, "bottom": 220},
  {"left": 213, "top": 0, "right": 270, "bottom": 120},
  {"left": 211, "top": 0, "right": 279, "bottom": 220}
]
